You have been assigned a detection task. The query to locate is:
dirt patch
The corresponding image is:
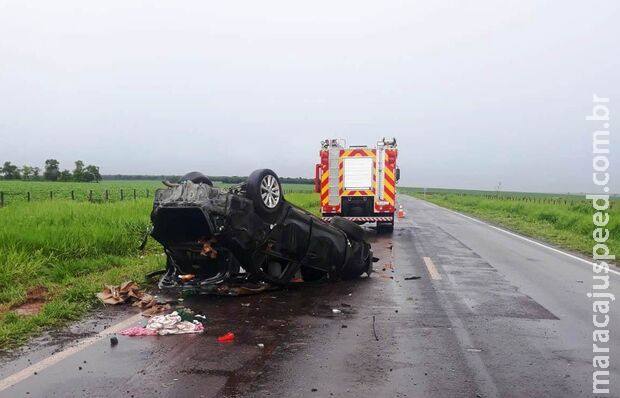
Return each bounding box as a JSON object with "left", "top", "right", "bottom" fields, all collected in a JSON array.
[{"left": 13, "top": 286, "right": 49, "bottom": 316}]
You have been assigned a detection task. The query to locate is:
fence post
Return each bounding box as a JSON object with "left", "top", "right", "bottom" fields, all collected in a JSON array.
[
  {"left": 89, "top": 190, "right": 93, "bottom": 202},
  {"left": 105, "top": 190, "right": 109, "bottom": 201},
  {"left": 50, "top": 191, "right": 53, "bottom": 200},
  {"left": 27, "top": 192, "right": 31, "bottom": 202},
  {"left": 0, "top": 191, "right": 3, "bottom": 207},
  {"left": 146, "top": 189, "right": 149, "bottom": 197},
  {"left": 71, "top": 190, "right": 75, "bottom": 200},
  {"left": 120, "top": 189, "right": 124, "bottom": 201},
  {"left": 133, "top": 189, "right": 137, "bottom": 200}
]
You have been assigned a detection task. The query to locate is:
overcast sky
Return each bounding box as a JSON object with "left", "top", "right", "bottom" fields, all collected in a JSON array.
[{"left": 0, "top": 0, "right": 618, "bottom": 193}]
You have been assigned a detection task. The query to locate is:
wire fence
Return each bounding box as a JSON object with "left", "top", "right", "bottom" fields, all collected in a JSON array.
[
  {"left": 0, "top": 188, "right": 315, "bottom": 207},
  {"left": 399, "top": 189, "right": 616, "bottom": 209}
]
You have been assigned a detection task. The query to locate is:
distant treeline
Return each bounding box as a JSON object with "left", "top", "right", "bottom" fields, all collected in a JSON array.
[
  {"left": 102, "top": 175, "right": 314, "bottom": 184},
  {"left": 1, "top": 160, "right": 101, "bottom": 182}
]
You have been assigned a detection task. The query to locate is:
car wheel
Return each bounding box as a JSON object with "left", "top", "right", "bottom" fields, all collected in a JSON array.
[
  {"left": 330, "top": 216, "right": 365, "bottom": 242},
  {"left": 180, "top": 171, "right": 213, "bottom": 186},
  {"left": 247, "top": 169, "right": 284, "bottom": 217}
]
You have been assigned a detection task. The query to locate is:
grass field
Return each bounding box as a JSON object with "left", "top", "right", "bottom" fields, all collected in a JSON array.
[
  {"left": 0, "top": 180, "right": 316, "bottom": 205},
  {"left": 0, "top": 185, "right": 319, "bottom": 350},
  {"left": 402, "top": 189, "right": 619, "bottom": 260}
]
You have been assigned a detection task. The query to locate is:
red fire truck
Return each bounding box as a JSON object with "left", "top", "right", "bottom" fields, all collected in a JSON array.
[{"left": 315, "top": 138, "right": 400, "bottom": 232}]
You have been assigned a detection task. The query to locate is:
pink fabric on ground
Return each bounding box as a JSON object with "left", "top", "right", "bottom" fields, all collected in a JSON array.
[{"left": 120, "top": 326, "right": 159, "bottom": 336}]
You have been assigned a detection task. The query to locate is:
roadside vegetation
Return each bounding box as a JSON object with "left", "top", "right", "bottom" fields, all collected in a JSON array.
[
  {"left": 403, "top": 189, "right": 619, "bottom": 260},
  {"left": 0, "top": 187, "right": 319, "bottom": 350},
  {"left": 0, "top": 180, "right": 316, "bottom": 205}
]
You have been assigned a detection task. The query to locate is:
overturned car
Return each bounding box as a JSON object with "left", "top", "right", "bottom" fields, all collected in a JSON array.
[{"left": 150, "top": 169, "right": 374, "bottom": 288}]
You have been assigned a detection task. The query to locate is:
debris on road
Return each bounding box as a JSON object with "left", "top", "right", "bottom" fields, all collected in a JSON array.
[
  {"left": 120, "top": 327, "right": 158, "bottom": 336},
  {"left": 218, "top": 332, "right": 235, "bottom": 343},
  {"left": 120, "top": 311, "right": 205, "bottom": 336},
  {"left": 332, "top": 309, "right": 342, "bottom": 314},
  {"left": 96, "top": 281, "right": 145, "bottom": 305},
  {"left": 146, "top": 311, "right": 204, "bottom": 335},
  {"left": 257, "top": 343, "right": 265, "bottom": 348},
  {"left": 96, "top": 281, "right": 176, "bottom": 317},
  {"left": 404, "top": 276, "right": 421, "bottom": 280},
  {"left": 141, "top": 303, "right": 171, "bottom": 317},
  {"left": 110, "top": 336, "right": 118, "bottom": 346},
  {"left": 372, "top": 315, "right": 379, "bottom": 341}
]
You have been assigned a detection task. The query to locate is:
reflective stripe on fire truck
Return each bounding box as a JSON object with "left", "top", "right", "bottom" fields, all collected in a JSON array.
[
  {"left": 320, "top": 165, "right": 329, "bottom": 207},
  {"left": 383, "top": 161, "right": 396, "bottom": 205}
]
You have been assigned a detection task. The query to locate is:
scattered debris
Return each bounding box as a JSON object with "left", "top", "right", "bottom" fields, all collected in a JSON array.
[
  {"left": 218, "top": 332, "right": 235, "bottom": 343},
  {"left": 198, "top": 238, "right": 218, "bottom": 258},
  {"left": 257, "top": 343, "right": 265, "bottom": 348},
  {"left": 146, "top": 311, "right": 204, "bottom": 335},
  {"left": 241, "top": 303, "right": 251, "bottom": 307},
  {"left": 467, "top": 348, "right": 483, "bottom": 353},
  {"left": 141, "top": 304, "right": 172, "bottom": 317},
  {"left": 178, "top": 274, "right": 195, "bottom": 282},
  {"left": 120, "top": 327, "right": 158, "bottom": 336},
  {"left": 372, "top": 315, "right": 379, "bottom": 341},
  {"left": 332, "top": 309, "right": 342, "bottom": 314},
  {"left": 404, "top": 276, "right": 421, "bottom": 280},
  {"left": 96, "top": 281, "right": 144, "bottom": 305},
  {"left": 110, "top": 336, "right": 119, "bottom": 346},
  {"left": 341, "top": 325, "right": 348, "bottom": 328},
  {"left": 121, "top": 311, "right": 204, "bottom": 336}
]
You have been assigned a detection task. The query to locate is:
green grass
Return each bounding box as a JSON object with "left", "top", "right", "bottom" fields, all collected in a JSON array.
[
  {"left": 0, "top": 190, "right": 318, "bottom": 350},
  {"left": 0, "top": 180, "right": 315, "bottom": 205},
  {"left": 403, "top": 190, "right": 619, "bottom": 260}
]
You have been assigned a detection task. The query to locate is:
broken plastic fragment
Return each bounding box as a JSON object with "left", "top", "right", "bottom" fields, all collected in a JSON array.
[
  {"left": 332, "top": 309, "right": 342, "bottom": 314},
  {"left": 218, "top": 332, "right": 235, "bottom": 343}
]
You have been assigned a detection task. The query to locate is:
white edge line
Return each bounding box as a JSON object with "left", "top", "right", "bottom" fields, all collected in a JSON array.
[
  {"left": 0, "top": 313, "right": 143, "bottom": 392},
  {"left": 415, "top": 199, "right": 620, "bottom": 277}
]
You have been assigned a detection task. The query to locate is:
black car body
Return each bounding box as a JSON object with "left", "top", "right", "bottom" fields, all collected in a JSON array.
[{"left": 150, "top": 169, "right": 374, "bottom": 288}]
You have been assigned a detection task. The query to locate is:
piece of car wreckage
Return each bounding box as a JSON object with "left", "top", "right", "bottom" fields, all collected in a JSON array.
[{"left": 149, "top": 169, "right": 376, "bottom": 290}]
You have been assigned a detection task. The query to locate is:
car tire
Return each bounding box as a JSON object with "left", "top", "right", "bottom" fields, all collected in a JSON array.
[
  {"left": 180, "top": 171, "right": 213, "bottom": 186},
  {"left": 330, "top": 216, "right": 365, "bottom": 242},
  {"left": 247, "top": 169, "right": 284, "bottom": 217}
]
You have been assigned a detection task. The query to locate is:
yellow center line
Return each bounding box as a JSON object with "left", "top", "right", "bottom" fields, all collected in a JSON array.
[{"left": 423, "top": 256, "right": 442, "bottom": 280}]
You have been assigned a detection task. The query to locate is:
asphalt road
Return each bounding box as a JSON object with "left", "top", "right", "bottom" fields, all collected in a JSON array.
[{"left": 0, "top": 195, "right": 618, "bottom": 397}]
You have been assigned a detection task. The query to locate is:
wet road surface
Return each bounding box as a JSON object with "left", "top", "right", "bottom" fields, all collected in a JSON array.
[{"left": 1, "top": 195, "right": 618, "bottom": 397}]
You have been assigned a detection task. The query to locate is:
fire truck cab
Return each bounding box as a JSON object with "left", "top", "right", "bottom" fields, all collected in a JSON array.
[{"left": 315, "top": 138, "right": 400, "bottom": 232}]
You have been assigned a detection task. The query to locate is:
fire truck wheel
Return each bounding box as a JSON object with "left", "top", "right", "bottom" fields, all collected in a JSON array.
[
  {"left": 180, "top": 171, "right": 213, "bottom": 186},
  {"left": 247, "top": 169, "right": 284, "bottom": 217},
  {"left": 330, "top": 216, "right": 365, "bottom": 242}
]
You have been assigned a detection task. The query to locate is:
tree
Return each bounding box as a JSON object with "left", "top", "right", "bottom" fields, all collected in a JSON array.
[
  {"left": 1, "top": 161, "right": 21, "bottom": 180},
  {"left": 43, "top": 159, "right": 60, "bottom": 181},
  {"left": 59, "top": 169, "right": 73, "bottom": 181},
  {"left": 32, "top": 167, "right": 41, "bottom": 180},
  {"left": 73, "top": 160, "right": 85, "bottom": 182},
  {"left": 21, "top": 165, "right": 33, "bottom": 180},
  {"left": 83, "top": 165, "right": 102, "bottom": 182}
]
